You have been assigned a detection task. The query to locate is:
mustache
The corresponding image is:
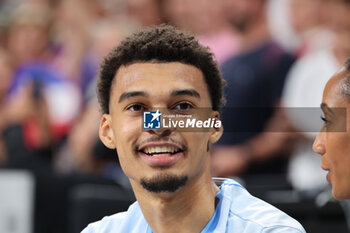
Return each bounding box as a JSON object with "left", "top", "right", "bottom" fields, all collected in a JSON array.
[{"left": 135, "top": 136, "right": 187, "bottom": 152}]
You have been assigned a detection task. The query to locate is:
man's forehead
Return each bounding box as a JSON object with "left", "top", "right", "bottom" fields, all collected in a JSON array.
[{"left": 112, "top": 62, "right": 205, "bottom": 90}]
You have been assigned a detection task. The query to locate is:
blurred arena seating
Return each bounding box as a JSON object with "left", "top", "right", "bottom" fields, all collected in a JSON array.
[
  {"left": 68, "top": 184, "right": 135, "bottom": 233},
  {"left": 0, "top": 170, "right": 34, "bottom": 233},
  {"left": 243, "top": 174, "right": 349, "bottom": 233}
]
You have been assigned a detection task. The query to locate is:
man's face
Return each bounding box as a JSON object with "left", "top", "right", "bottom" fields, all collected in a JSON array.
[{"left": 100, "top": 62, "right": 222, "bottom": 193}]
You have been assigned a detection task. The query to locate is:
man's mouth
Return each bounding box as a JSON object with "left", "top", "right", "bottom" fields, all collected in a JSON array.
[
  {"left": 137, "top": 142, "right": 185, "bottom": 166},
  {"left": 139, "top": 146, "right": 183, "bottom": 157}
]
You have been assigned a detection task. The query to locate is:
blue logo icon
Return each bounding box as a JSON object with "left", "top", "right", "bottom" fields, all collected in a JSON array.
[{"left": 143, "top": 110, "right": 161, "bottom": 129}]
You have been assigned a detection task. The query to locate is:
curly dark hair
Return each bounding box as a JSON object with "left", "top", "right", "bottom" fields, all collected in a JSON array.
[{"left": 98, "top": 24, "right": 225, "bottom": 114}]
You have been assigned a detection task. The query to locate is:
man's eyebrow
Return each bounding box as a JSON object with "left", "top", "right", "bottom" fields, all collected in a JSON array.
[
  {"left": 321, "top": 103, "right": 335, "bottom": 114},
  {"left": 118, "top": 91, "right": 149, "bottom": 103},
  {"left": 170, "top": 89, "right": 201, "bottom": 99}
]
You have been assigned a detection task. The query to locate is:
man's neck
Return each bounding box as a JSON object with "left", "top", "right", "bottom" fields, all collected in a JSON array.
[{"left": 131, "top": 169, "right": 219, "bottom": 233}]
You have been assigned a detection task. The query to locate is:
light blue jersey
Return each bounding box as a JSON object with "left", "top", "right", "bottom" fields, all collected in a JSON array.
[{"left": 82, "top": 178, "right": 306, "bottom": 233}]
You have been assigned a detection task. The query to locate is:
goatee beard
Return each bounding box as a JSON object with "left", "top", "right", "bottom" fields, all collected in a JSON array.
[{"left": 140, "top": 174, "right": 188, "bottom": 193}]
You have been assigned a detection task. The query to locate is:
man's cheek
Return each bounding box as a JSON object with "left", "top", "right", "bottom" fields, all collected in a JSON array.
[
  {"left": 118, "top": 119, "right": 140, "bottom": 136},
  {"left": 192, "top": 133, "right": 209, "bottom": 144},
  {"left": 187, "top": 133, "right": 209, "bottom": 153}
]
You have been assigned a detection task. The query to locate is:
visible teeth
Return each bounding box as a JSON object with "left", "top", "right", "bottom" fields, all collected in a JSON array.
[
  {"left": 142, "top": 146, "right": 180, "bottom": 154},
  {"left": 152, "top": 153, "right": 171, "bottom": 157}
]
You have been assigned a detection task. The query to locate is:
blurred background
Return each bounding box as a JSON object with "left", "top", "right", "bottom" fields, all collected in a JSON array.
[{"left": 0, "top": 0, "right": 349, "bottom": 232}]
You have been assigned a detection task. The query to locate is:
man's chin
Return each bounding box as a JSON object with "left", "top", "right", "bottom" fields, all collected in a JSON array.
[{"left": 140, "top": 174, "right": 188, "bottom": 193}]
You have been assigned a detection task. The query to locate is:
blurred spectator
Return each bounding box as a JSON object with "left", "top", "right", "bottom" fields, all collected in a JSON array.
[
  {"left": 0, "top": 49, "right": 13, "bottom": 165},
  {"left": 7, "top": 63, "right": 82, "bottom": 142},
  {"left": 89, "top": 21, "right": 128, "bottom": 63},
  {"left": 268, "top": 0, "right": 334, "bottom": 54},
  {"left": 66, "top": 101, "right": 101, "bottom": 174},
  {"left": 1, "top": 84, "right": 125, "bottom": 233},
  {"left": 289, "top": 0, "right": 334, "bottom": 57},
  {"left": 266, "top": 0, "right": 297, "bottom": 52},
  {"left": 0, "top": 23, "right": 126, "bottom": 231},
  {"left": 81, "top": 20, "right": 132, "bottom": 101},
  {"left": 57, "top": 99, "right": 129, "bottom": 186},
  {"left": 3, "top": 81, "right": 52, "bottom": 162},
  {"left": 1, "top": 0, "right": 131, "bottom": 173},
  {"left": 101, "top": 0, "right": 128, "bottom": 20},
  {"left": 6, "top": 2, "right": 52, "bottom": 66},
  {"left": 0, "top": 1, "right": 81, "bottom": 168},
  {"left": 52, "top": 21, "right": 129, "bottom": 181},
  {"left": 211, "top": 0, "right": 295, "bottom": 177},
  {"left": 1, "top": 1, "right": 134, "bottom": 157},
  {"left": 52, "top": 0, "right": 102, "bottom": 92},
  {"left": 52, "top": 0, "right": 132, "bottom": 99},
  {"left": 0, "top": 49, "right": 12, "bottom": 106},
  {"left": 126, "top": 0, "right": 165, "bottom": 26},
  {"left": 283, "top": 0, "right": 350, "bottom": 191},
  {"left": 160, "top": 0, "right": 240, "bottom": 65}
]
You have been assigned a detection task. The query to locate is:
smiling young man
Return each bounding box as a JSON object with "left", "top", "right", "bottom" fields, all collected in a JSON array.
[{"left": 82, "top": 25, "right": 305, "bottom": 233}]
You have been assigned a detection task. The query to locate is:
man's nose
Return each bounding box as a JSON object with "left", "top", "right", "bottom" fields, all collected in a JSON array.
[
  {"left": 313, "top": 132, "right": 326, "bottom": 155},
  {"left": 147, "top": 128, "right": 172, "bottom": 137}
]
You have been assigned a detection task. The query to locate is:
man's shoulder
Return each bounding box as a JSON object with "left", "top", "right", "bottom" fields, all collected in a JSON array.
[
  {"left": 220, "top": 179, "right": 306, "bottom": 233},
  {"left": 80, "top": 202, "right": 146, "bottom": 233}
]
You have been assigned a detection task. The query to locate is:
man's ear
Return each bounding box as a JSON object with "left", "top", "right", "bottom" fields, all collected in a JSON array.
[
  {"left": 99, "top": 114, "right": 116, "bottom": 149},
  {"left": 209, "top": 111, "right": 223, "bottom": 144}
]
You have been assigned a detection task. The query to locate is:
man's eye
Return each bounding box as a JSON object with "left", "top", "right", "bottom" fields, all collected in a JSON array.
[
  {"left": 174, "top": 102, "right": 193, "bottom": 110},
  {"left": 127, "top": 104, "right": 144, "bottom": 112}
]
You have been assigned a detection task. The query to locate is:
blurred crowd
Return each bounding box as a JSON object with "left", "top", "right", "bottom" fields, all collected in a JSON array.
[{"left": 0, "top": 0, "right": 349, "bottom": 232}]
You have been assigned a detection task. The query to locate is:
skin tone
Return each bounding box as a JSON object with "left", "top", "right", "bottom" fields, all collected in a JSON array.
[
  {"left": 313, "top": 67, "right": 350, "bottom": 199},
  {"left": 99, "top": 62, "right": 222, "bottom": 233}
]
